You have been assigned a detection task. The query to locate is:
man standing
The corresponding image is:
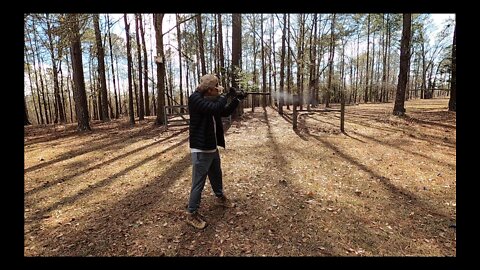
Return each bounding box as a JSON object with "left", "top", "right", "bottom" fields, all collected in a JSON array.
[{"left": 186, "top": 74, "right": 245, "bottom": 229}]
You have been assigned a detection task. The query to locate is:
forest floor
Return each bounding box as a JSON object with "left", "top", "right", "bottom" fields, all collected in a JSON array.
[{"left": 24, "top": 98, "right": 456, "bottom": 257}]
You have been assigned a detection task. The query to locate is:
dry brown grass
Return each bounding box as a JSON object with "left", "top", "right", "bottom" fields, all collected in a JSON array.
[{"left": 24, "top": 98, "right": 456, "bottom": 256}]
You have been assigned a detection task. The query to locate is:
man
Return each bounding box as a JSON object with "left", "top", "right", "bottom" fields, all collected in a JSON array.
[{"left": 186, "top": 74, "right": 245, "bottom": 229}]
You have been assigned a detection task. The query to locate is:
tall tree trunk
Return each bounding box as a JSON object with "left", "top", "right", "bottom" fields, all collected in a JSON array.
[
  {"left": 252, "top": 14, "right": 257, "bottom": 111},
  {"left": 217, "top": 14, "right": 226, "bottom": 87},
  {"left": 316, "top": 15, "right": 326, "bottom": 104},
  {"left": 115, "top": 53, "right": 122, "bottom": 116},
  {"left": 278, "top": 14, "right": 287, "bottom": 115},
  {"left": 340, "top": 39, "right": 346, "bottom": 103},
  {"left": 210, "top": 16, "right": 215, "bottom": 74},
  {"left": 106, "top": 15, "right": 119, "bottom": 118},
  {"left": 43, "top": 65, "right": 54, "bottom": 123},
  {"left": 149, "top": 16, "right": 157, "bottom": 115},
  {"left": 26, "top": 29, "right": 45, "bottom": 124},
  {"left": 381, "top": 14, "right": 388, "bottom": 102},
  {"left": 25, "top": 42, "right": 40, "bottom": 125},
  {"left": 167, "top": 51, "right": 174, "bottom": 108},
  {"left": 271, "top": 14, "right": 278, "bottom": 107},
  {"left": 93, "top": 14, "right": 110, "bottom": 121},
  {"left": 106, "top": 66, "right": 114, "bottom": 119},
  {"left": 370, "top": 30, "right": 376, "bottom": 102},
  {"left": 34, "top": 29, "right": 51, "bottom": 124},
  {"left": 308, "top": 13, "right": 318, "bottom": 110},
  {"left": 154, "top": 14, "right": 167, "bottom": 125},
  {"left": 393, "top": 14, "right": 411, "bottom": 116},
  {"left": 326, "top": 13, "right": 336, "bottom": 108},
  {"left": 176, "top": 14, "right": 185, "bottom": 111},
  {"left": 286, "top": 14, "right": 291, "bottom": 110},
  {"left": 270, "top": 14, "right": 278, "bottom": 106},
  {"left": 267, "top": 41, "right": 272, "bottom": 106},
  {"left": 411, "top": 55, "right": 419, "bottom": 99},
  {"left": 68, "top": 14, "right": 91, "bottom": 131},
  {"left": 296, "top": 14, "right": 302, "bottom": 109},
  {"left": 46, "top": 14, "right": 65, "bottom": 124},
  {"left": 448, "top": 19, "right": 456, "bottom": 112},
  {"left": 420, "top": 40, "right": 427, "bottom": 99},
  {"left": 195, "top": 38, "right": 201, "bottom": 83},
  {"left": 196, "top": 14, "right": 207, "bottom": 75},
  {"left": 24, "top": 95, "right": 31, "bottom": 125},
  {"left": 135, "top": 14, "right": 145, "bottom": 120},
  {"left": 364, "top": 14, "right": 371, "bottom": 103},
  {"left": 33, "top": 26, "right": 50, "bottom": 124},
  {"left": 260, "top": 14, "right": 267, "bottom": 108},
  {"left": 298, "top": 14, "right": 306, "bottom": 109},
  {"left": 349, "top": 54, "right": 354, "bottom": 104},
  {"left": 213, "top": 16, "right": 218, "bottom": 75},
  {"left": 132, "top": 37, "right": 139, "bottom": 116},
  {"left": 124, "top": 14, "right": 135, "bottom": 125},
  {"left": 151, "top": 47, "right": 157, "bottom": 115},
  {"left": 354, "top": 28, "right": 360, "bottom": 104},
  {"left": 66, "top": 48, "right": 75, "bottom": 122},
  {"left": 139, "top": 14, "right": 150, "bottom": 116},
  {"left": 88, "top": 50, "right": 97, "bottom": 120},
  {"left": 232, "top": 13, "right": 243, "bottom": 118},
  {"left": 58, "top": 59, "right": 68, "bottom": 122},
  {"left": 386, "top": 21, "right": 392, "bottom": 102}
]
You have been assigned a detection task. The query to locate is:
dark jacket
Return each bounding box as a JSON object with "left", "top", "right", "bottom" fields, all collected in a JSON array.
[{"left": 188, "top": 91, "right": 239, "bottom": 150}]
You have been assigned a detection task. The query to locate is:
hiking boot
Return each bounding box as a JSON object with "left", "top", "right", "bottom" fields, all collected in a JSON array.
[
  {"left": 215, "top": 195, "right": 235, "bottom": 208},
  {"left": 186, "top": 211, "right": 207, "bottom": 229}
]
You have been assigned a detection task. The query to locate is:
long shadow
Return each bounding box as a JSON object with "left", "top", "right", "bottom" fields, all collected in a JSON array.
[
  {"left": 303, "top": 113, "right": 339, "bottom": 127},
  {"left": 259, "top": 108, "right": 317, "bottom": 253},
  {"left": 300, "top": 111, "right": 455, "bottom": 168},
  {"left": 25, "top": 128, "right": 188, "bottom": 197},
  {"left": 296, "top": 126, "right": 453, "bottom": 221},
  {"left": 28, "top": 136, "right": 189, "bottom": 220},
  {"left": 263, "top": 107, "right": 385, "bottom": 255},
  {"left": 282, "top": 110, "right": 342, "bottom": 132},
  {"left": 295, "top": 116, "right": 309, "bottom": 141},
  {"left": 24, "top": 125, "right": 84, "bottom": 147},
  {"left": 202, "top": 107, "right": 454, "bottom": 256},
  {"left": 23, "top": 118, "right": 134, "bottom": 147},
  {"left": 342, "top": 132, "right": 367, "bottom": 143},
  {"left": 263, "top": 108, "right": 290, "bottom": 173},
  {"left": 334, "top": 113, "right": 456, "bottom": 149},
  {"left": 348, "top": 129, "right": 455, "bottom": 169},
  {"left": 25, "top": 124, "right": 160, "bottom": 173},
  {"left": 30, "top": 152, "right": 192, "bottom": 256},
  {"left": 279, "top": 112, "right": 293, "bottom": 125},
  {"left": 188, "top": 107, "right": 320, "bottom": 255},
  {"left": 240, "top": 107, "right": 337, "bottom": 255},
  {"left": 342, "top": 110, "right": 456, "bottom": 143},
  {"left": 403, "top": 114, "right": 456, "bottom": 129},
  {"left": 342, "top": 112, "right": 410, "bottom": 134},
  {"left": 24, "top": 131, "right": 116, "bottom": 158}
]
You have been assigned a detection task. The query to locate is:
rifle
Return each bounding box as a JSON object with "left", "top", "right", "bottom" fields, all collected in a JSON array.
[{"left": 229, "top": 87, "right": 271, "bottom": 100}]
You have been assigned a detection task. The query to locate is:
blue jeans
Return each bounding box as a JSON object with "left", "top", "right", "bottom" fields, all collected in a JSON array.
[{"left": 187, "top": 150, "right": 223, "bottom": 213}]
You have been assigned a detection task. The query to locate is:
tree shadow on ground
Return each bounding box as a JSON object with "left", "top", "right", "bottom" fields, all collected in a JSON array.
[
  {"left": 25, "top": 121, "right": 163, "bottom": 173},
  {"left": 27, "top": 143, "right": 191, "bottom": 256},
  {"left": 25, "top": 127, "right": 188, "bottom": 197}
]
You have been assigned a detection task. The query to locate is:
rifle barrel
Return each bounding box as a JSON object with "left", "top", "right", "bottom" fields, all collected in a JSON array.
[{"left": 245, "top": 92, "right": 271, "bottom": 95}]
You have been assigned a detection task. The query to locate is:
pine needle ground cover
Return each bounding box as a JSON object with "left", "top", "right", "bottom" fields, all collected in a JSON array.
[{"left": 24, "top": 98, "right": 456, "bottom": 256}]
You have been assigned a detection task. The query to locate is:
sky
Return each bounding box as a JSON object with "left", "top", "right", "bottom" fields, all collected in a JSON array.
[
  {"left": 432, "top": 13, "right": 455, "bottom": 27},
  {"left": 431, "top": 13, "right": 455, "bottom": 40}
]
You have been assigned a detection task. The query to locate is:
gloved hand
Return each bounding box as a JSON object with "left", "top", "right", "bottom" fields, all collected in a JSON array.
[
  {"left": 228, "top": 87, "right": 238, "bottom": 98},
  {"left": 229, "top": 87, "right": 247, "bottom": 100},
  {"left": 236, "top": 90, "right": 247, "bottom": 100}
]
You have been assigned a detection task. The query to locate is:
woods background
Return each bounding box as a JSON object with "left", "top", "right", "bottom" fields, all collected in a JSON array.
[{"left": 24, "top": 13, "right": 456, "bottom": 129}]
